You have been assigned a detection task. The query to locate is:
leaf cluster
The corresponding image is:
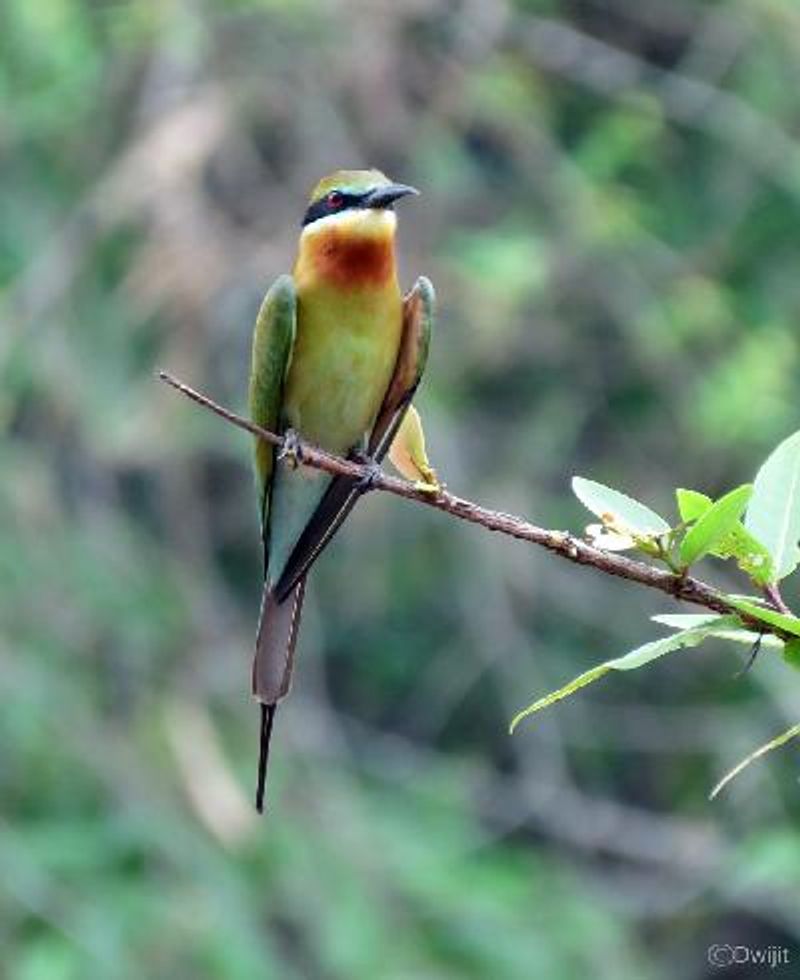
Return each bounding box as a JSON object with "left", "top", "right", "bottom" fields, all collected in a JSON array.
[{"left": 513, "top": 432, "right": 800, "bottom": 795}]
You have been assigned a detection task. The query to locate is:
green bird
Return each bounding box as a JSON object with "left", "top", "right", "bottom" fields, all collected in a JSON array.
[{"left": 248, "top": 169, "right": 438, "bottom": 811}]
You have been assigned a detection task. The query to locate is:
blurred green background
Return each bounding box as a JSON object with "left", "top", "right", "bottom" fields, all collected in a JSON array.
[{"left": 2, "top": 0, "right": 800, "bottom": 977}]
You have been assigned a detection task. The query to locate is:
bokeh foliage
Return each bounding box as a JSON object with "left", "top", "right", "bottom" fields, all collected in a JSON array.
[{"left": 2, "top": 0, "right": 800, "bottom": 976}]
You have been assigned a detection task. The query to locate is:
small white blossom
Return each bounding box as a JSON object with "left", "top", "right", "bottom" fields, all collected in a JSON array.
[{"left": 586, "top": 522, "right": 636, "bottom": 551}]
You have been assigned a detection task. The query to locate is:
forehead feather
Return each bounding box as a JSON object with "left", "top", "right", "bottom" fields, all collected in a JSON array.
[{"left": 309, "top": 169, "right": 390, "bottom": 203}]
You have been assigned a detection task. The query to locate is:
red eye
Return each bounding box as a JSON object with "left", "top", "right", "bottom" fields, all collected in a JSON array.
[{"left": 327, "top": 191, "right": 344, "bottom": 208}]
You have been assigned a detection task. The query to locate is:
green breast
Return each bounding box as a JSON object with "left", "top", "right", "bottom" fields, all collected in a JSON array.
[
  {"left": 266, "top": 280, "right": 403, "bottom": 587},
  {"left": 283, "top": 283, "right": 403, "bottom": 452}
]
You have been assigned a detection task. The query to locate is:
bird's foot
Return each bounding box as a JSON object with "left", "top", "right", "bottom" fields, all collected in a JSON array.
[
  {"left": 352, "top": 450, "right": 382, "bottom": 493},
  {"left": 278, "top": 428, "right": 304, "bottom": 469}
]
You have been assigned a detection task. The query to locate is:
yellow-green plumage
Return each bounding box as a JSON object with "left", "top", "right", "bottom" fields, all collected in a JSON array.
[
  {"left": 247, "top": 169, "right": 435, "bottom": 811},
  {"left": 284, "top": 281, "right": 402, "bottom": 451},
  {"left": 248, "top": 275, "right": 296, "bottom": 528}
]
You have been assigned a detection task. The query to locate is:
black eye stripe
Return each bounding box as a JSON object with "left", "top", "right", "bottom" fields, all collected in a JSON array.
[{"left": 302, "top": 191, "right": 368, "bottom": 227}]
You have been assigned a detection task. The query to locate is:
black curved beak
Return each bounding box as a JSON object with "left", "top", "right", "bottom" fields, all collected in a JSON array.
[{"left": 365, "top": 183, "right": 419, "bottom": 209}]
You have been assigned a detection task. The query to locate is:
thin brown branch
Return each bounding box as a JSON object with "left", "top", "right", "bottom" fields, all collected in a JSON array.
[
  {"left": 765, "top": 583, "right": 792, "bottom": 616},
  {"left": 158, "top": 370, "right": 791, "bottom": 641}
]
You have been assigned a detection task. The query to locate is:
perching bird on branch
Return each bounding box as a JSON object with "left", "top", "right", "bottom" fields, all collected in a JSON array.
[{"left": 248, "top": 169, "right": 439, "bottom": 811}]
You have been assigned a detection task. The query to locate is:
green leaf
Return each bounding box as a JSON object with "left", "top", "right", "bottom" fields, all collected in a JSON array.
[
  {"left": 676, "top": 488, "right": 712, "bottom": 523},
  {"left": 744, "top": 430, "right": 800, "bottom": 581},
  {"left": 675, "top": 488, "right": 772, "bottom": 582},
  {"left": 783, "top": 639, "right": 800, "bottom": 671},
  {"left": 651, "top": 613, "right": 782, "bottom": 648},
  {"left": 652, "top": 613, "right": 720, "bottom": 628},
  {"left": 725, "top": 596, "right": 800, "bottom": 637},
  {"left": 712, "top": 523, "right": 774, "bottom": 585},
  {"left": 572, "top": 477, "right": 670, "bottom": 536},
  {"left": 510, "top": 618, "right": 739, "bottom": 733},
  {"left": 710, "top": 721, "right": 800, "bottom": 799},
  {"left": 678, "top": 484, "right": 752, "bottom": 567}
]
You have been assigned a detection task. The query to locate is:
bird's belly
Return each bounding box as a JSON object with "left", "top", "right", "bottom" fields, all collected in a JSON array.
[{"left": 283, "top": 297, "right": 403, "bottom": 453}]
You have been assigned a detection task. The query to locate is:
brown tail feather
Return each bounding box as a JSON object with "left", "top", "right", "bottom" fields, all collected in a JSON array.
[
  {"left": 251, "top": 578, "right": 306, "bottom": 812},
  {"left": 252, "top": 577, "right": 306, "bottom": 704}
]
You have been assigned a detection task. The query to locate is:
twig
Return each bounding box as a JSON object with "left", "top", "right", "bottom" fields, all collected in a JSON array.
[
  {"left": 765, "top": 583, "right": 792, "bottom": 616},
  {"left": 158, "top": 369, "right": 792, "bottom": 641}
]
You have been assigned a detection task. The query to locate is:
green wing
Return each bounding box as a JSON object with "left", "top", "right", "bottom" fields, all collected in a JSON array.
[
  {"left": 368, "top": 275, "right": 434, "bottom": 460},
  {"left": 248, "top": 274, "right": 296, "bottom": 558},
  {"left": 272, "top": 275, "right": 435, "bottom": 601}
]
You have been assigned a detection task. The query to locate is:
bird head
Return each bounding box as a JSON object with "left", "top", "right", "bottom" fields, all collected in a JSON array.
[
  {"left": 301, "top": 169, "right": 419, "bottom": 233},
  {"left": 295, "top": 170, "right": 419, "bottom": 289}
]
